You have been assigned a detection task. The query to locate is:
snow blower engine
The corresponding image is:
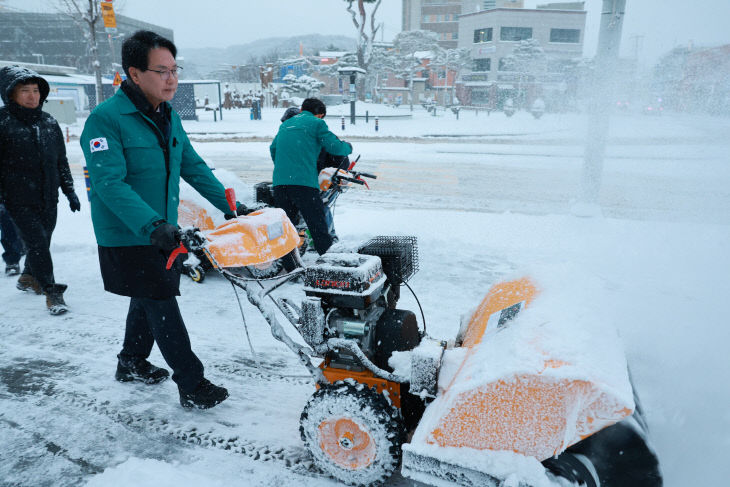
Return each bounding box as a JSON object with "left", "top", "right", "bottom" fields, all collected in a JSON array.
[{"left": 300, "top": 236, "right": 422, "bottom": 380}]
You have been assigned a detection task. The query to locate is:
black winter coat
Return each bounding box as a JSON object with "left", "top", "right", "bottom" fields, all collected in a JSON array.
[{"left": 0, "top": 66, "right": 74, "bottom": 210}]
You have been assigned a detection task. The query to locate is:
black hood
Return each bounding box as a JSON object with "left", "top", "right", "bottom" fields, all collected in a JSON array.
[
  {"left": 280, "top": 107, "right": 300, "bottom": 122},
  {"left": 0, "top": 65, "right": 50, "bottom": 106}
]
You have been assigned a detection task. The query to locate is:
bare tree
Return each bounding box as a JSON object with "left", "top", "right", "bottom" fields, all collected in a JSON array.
[
  {"left": 343, "top": 0, "right": 382, "bottom": 97},
  {"left": 57, "top": 0, "right": 104, "bottom": 106}
]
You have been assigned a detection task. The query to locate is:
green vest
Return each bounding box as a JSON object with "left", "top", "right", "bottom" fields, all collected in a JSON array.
[{"left": 81, "top": 89, "right": 230, "bottom": 246}]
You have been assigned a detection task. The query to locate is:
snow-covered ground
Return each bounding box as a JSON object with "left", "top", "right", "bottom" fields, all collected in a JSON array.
[{"left": 2, "top": 107, "right": 729, "bottom": 487}]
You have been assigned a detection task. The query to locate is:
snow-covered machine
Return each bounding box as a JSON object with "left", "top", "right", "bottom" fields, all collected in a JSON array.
[{"left": 171, "top": 189, "right": 662, "bottom": 487}]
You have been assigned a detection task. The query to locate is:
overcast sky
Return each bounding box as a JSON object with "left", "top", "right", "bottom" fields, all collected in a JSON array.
[{"left": 5, "top": 0, "right": 730, "bottom": 66}]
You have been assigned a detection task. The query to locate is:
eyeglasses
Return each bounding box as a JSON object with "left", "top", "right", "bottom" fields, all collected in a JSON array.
[{"left": 147, "top": 66, "right": 183, "bottom": 80}]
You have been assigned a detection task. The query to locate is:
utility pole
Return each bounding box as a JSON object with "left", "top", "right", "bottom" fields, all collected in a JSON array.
[{"left": 578, "top": 0, "right": 627, "bottom": 213}]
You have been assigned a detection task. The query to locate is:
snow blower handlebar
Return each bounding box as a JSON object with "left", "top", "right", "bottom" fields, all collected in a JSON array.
[{"left": 166, "top": 227, "right": 209, "bottom": 270}]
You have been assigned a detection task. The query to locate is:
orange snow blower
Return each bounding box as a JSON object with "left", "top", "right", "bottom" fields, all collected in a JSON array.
[
  {"left": 175, "top": 193, "right": 300, "bottom": 282},
  {"left": 170, "top": 195, "right": 661, "bottom": 487}
]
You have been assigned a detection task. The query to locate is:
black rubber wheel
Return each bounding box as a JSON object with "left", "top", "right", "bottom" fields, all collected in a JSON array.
[
  {"left": 543, "top": 451, "right": 599, "bottom": 487},
  {"left": 187, "top": 265, "right": 205, "bottom": 283},
  {"left": 300, "top": 380, "right": 404, "bottom": 486}
]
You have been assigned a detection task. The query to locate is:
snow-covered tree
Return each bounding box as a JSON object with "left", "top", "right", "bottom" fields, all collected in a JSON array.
[
  {"left": 280, "top": 74, "right": 325, "bottom": 98},
  {"left": 392, "top": 30, "right": 440, "bottom": 111},
  {"left": 365, "top": 46, "right": 396, "bottom": 101},
  {"left": 433, "top": 47, "right": 471, "bottom": 106},
  {"left": 57, "top": 0, "right": 104, "bottom": 106},
  {"left": 501, "top": 39, "right": 547, "bottom": 108},
  {"left": 342, "top": 0, "right": 382, "bottom": 73}
]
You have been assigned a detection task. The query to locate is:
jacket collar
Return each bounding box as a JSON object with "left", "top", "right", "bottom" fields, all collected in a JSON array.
[
  {"left": 114, "top": 86, "right": 142, "bottom": 115},
  {"left": 115, "top": 80, "right": 171, "bottom": 118}
]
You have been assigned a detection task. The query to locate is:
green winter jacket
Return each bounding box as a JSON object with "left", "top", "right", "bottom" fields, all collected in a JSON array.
[
  {"left": 81, "top": 89, "right": 231, "bottom": 247},
  {"left": 270, "top": 111, "right": 352, "bottom": 189}
]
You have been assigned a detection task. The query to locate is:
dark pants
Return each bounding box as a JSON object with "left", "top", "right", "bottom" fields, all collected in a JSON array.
[
  {"left": 0, "top": 206, "right": 25, "bottom": 266},
  {"left": 120, "top": 296, "right": 204, "bottom": 393},
  {"left": 274, "top": 185, "right": 333, "bottom": 255},
  {"left": 6, "top": 205, "right": 57, "bottom": 289}
]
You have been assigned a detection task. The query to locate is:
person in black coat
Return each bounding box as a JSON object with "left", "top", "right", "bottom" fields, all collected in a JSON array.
[
  {"left": 0, "top": 205, "right": 25, "bottom": 275},
  {"left": 0, "top": 66, "right": 81, "bottom": 315}
]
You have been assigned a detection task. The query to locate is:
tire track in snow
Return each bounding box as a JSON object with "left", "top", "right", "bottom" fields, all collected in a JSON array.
[{"left": 49, "top": 389, "right": 324, "bottom": 478}]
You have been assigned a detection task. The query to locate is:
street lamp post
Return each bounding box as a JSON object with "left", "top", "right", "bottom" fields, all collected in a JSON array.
[{"left": 338, "top": 66, "right": 366, "bottom": 125}]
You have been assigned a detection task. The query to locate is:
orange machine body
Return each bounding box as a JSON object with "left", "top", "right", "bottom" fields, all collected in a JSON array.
[{"left": 178, "top": 200, "right": 299, "bottom": 269}]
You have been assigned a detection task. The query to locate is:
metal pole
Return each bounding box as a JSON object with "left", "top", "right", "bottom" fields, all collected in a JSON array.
[
  {"left": 579, "top": 0, "right": 626, "bottom": 209},
  {"left": 349, "top": 73, "right": 356, "bottom": 125},
  {"left": 217, "top": 82, "right": 223, "bottom": 121}
]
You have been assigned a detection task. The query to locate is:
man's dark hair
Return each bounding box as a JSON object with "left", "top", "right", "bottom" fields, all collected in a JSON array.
[
  {"left": 121, "top": 30, "right": 177, "bottom": 78},
  {"left": 301, "top": 98, "right": 326, "bottom": 117}
]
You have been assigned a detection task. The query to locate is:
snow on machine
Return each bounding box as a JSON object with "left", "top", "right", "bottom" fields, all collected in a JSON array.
[
  {"left": 178, "top": 158, "right": 373, "bottom": 281},
  {"left": 170, "top": 189, "right": 662, "bottom": 487}
]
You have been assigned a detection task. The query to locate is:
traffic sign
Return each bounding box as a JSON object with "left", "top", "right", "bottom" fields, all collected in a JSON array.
[
  {"left": 101, "top": 2, "right": 117, "bottom": 33},
  {"left": 112, "top": 71, "right": 122, "bottom": 86}
]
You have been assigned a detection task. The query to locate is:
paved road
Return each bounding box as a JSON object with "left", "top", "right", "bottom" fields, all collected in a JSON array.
[{"left": 196, "top": 138, "right": 730, "bottom": 225}]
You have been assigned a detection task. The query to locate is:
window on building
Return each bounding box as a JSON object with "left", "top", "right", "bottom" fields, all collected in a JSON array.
[
  {"left": 453, "top": 31, "right": 458, "bottom": 39},
  {"left": 473, "top": 27, "right": 493, "bottom": 43},
  {"left": 500, "top": 27, "right": 533, "bottom": 42},
  {"left": 498, "top": 58, "right": 511, "bottom": 71},
  {"left": 474, "top": 58, "right": 491, "bottom": 71},
  {"left": 550, "top": 28, "right": 581, "bottom": 43},
  {"left": 423, "top": 15, "right": 430, "bottom": 23}
]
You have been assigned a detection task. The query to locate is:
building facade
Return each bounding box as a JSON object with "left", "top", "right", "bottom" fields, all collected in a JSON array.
[
  {"left": 402, "top": 0, "right": 524, "bottom": 48},
  {"left": 0, "top": 12, "right": 173, "bottom": 78},
  {"left": 457, "top": 5, "right": 586, "bottom": 107}
]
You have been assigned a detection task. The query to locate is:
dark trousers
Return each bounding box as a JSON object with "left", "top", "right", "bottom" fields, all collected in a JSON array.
[
  {"left": 120, "top": 296, "right": 204, "bottom": 393},
  {"left": 274, "top": 185, "right": 333, "bottom": 255},
  {"left": 6, "top": 205, "right": 57, "bottom": 289},
  {"left": 0, "top": 206, "right": 25, "bottom": 265}
]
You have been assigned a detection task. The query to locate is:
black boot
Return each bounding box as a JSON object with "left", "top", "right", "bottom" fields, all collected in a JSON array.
[
  {"left": 179, "top": 378, "right": 229, "bottom": 409},
  {"left": 116, "top": 355, "right": 170, "bottom": 384},
  {"left": 5, "top": 263, "right": 20, "bottom": 276},
  {"left": 44, "top": 283, "right": 69, "bottom": 315},
  {"left": 17, "top": 273, "right": 42, "bottom": 294}
]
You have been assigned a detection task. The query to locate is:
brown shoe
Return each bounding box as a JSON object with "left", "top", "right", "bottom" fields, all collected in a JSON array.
[
  {"left": 45, "top": 284, "right": 69, "bottom": 315},
  {"left": 17, "top": 273, "right": 42, "bottom": 294}
]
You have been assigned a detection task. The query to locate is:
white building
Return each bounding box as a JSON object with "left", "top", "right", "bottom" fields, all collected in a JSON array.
[
  {"left": 456, "top": 3, "right": 586, "bottom": 106},
  {"left": 402, "top": 0, "right": 524, "bottom": 48}
]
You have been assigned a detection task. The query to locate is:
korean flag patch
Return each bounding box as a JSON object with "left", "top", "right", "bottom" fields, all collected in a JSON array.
[{"left": 90, "top": 137, "right": 108, "bottom": 153}]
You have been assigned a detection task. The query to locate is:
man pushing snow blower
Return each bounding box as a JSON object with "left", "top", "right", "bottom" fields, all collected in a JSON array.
[
  {"left": 270, "top": 98, "right": 352, "bottom": 256},
  {"left": 81, "top": 30, "right": 243, "bottom": 410}
]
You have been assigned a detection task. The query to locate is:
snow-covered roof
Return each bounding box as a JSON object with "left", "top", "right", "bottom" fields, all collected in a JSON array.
[
  {"left": 0, "top": 59, "right": 77, "bottom": 76},
  {"left": 415, "top": 50, "right": 437, "bottom": 60},
  {"left": 319, "top": 51, "right": 348, "bottom": 57},
  {"left": 337, "top": 66, "right": 367, "bottom": 74}
]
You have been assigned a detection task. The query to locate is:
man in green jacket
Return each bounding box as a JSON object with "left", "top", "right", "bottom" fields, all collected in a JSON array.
[
  {"left": 270, "top": 98, "right": 352, "bottom": 255},
  {"left": 81, "top": 30, "right": 238, "bottom": 410}
]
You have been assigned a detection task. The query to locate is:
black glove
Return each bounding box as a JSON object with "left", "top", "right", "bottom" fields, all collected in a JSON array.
[
  {"left": 67, "top": 191, "right": 81, "bottom": 212},
  {"left": 224, "top": 202, "right": 250, "bottom": 220},
  {"left": 149, "top": 221, "right": 180, "bottom": 253}
]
